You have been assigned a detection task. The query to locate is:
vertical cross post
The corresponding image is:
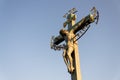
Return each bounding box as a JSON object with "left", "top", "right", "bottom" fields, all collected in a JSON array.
[
  {"left": 67, "top": 13, "right": 82, "bottom": 80},
  {"left": 71, "top": 42, "right": 81, "bottom": 80}
]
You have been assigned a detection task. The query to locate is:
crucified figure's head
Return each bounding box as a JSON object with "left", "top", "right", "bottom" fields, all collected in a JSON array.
[{"left": 59, "top": 29, "right": 68, "bottom": 37}]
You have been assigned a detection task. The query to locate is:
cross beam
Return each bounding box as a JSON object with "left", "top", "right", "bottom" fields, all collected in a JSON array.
[{"left": 53, "top": 7, "right": 99, "bottom": 45}]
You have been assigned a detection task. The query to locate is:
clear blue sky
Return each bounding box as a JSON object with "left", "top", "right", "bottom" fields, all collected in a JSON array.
[{"left": 0, "top": 0, "right": 120, "bottom": 80}]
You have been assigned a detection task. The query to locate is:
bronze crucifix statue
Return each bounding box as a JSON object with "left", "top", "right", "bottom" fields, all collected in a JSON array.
[{"left": 50, "top": 7, "right": 99, "bottom": 80}]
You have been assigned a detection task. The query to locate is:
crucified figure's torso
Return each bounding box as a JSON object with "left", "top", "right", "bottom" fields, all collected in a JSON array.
[{"left": 60, "top": 29, "right": 76, "bottom": 73}]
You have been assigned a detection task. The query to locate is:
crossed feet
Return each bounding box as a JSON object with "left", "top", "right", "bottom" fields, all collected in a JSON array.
[{"left": 68, "top": 66, "right": 75, "bottom": 74}]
